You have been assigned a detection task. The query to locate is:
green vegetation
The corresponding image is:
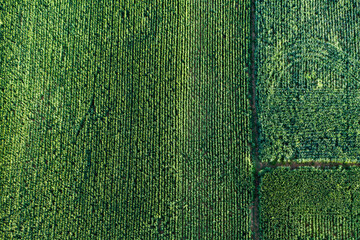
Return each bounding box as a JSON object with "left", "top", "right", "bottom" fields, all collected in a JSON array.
[
  {"left": 0, "top": 0, "right": 253, "bottom": 239},
  {"left": 256, "top": 1, "right": 360, "bottom": 238},
  {"left": 8, "top": 0, "right": 360, "bottom": 239},
  {"left": 179, "top": 0, "right": 253, "bottom": 238},
  {"left": 260, "top": 167, "right": 360, "bottom": 240},
  {"left": 256, "top": 0, "right": 360, "bottom": 163}
]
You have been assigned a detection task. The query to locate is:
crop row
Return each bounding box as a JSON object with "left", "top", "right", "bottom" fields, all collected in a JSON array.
[{"left": 0, "top": 0, "right": 254, "bottom": 239}]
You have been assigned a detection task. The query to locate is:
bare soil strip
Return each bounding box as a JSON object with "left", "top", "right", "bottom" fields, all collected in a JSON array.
[
  {"left": 249, "top": 0, "right": 261, "bottom": 239},
  {"left": 259, "top": 161, "right": 360, "bottom": 170}
]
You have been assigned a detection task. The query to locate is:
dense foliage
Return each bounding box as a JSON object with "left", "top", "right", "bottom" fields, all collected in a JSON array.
[
  {"left": 179, "top": 0, "right": 254, "bottom": 238},
  {"left": 256, "top": 0, "right": 360, "bottom": 163},
  {"left": 0, "top": 0, "right": 253, "bottom": 239},
  {"left": 260, "top": 167, "right": 360, "bottom": 240}
]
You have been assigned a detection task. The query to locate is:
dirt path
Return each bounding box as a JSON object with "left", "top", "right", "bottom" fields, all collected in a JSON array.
[
  {"left": 249, "top": 0, "right": 262, "bottom": 239},
  {"left": 259, "top": 161, "right": 360, "bottom": 170}
]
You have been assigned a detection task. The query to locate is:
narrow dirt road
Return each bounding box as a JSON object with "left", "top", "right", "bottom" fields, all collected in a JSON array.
[{"left": 249, "top": 0, "right": 261, "bottom": 239}]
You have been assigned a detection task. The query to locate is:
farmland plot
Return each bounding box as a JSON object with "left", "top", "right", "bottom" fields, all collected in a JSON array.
[
  {"left": 256, "top": 0, "right": 360, "bottom": 163},
  {"left": 260, "top": 167, "right": 360, "bottom": 240},
  {"left": 178, "top": 0, "right": 253, "bottom": 238},
  {"left": 0, "top": 0, "right": 187, "bottom": 238},
  {"left": 0, "top": 0, "right": 253, "bottom": 239}
]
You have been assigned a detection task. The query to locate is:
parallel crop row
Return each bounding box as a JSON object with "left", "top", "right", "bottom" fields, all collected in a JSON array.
[
  {"left": 0, "top": 0, "right": 253, "bottom": 239},
  {"left": 178, "top": 0, "right": 253, "bottom": 238}
]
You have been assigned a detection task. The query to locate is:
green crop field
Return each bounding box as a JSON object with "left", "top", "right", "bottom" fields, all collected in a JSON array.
[
  {"left": 256, "top": 0, "right": 360, "bottom": 239},
  {"left": 256, "top": 0, "right": 360, "bottom": 163},
  {"left": 260, "top": 167, "right": 360, "bottom": 240},
  {"left": 3, "top": 0, "right": 360, "bottom": 239},
  {"left": 0, "top": 0, "right": 253, "bottom": 239}
]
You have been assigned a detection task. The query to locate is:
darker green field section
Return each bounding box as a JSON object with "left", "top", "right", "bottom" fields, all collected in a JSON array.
[
  {"left": 260, "top": 167, "right": 360, "bottom": 240},
  {"left": 256, "top": 0, "right": 360, "bottom": 163},
  {"left": 0, "top": 0, "right": 253, "bottom": 239}
]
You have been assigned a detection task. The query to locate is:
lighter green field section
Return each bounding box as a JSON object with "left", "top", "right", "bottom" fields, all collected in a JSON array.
[
  {"left": 256, "top": 0, "right": 360, "bottom": 163},
  {"left": 260, "top": 167, "right": 360, "bottom": 240},
  {"left": 178, "top": 0, "right": 253, "bottom": 238},
  {"left": 0, "top": 0, "right": 253, "bottom": 239}
]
